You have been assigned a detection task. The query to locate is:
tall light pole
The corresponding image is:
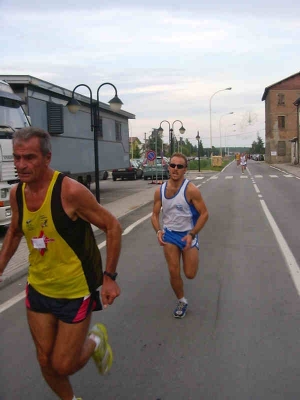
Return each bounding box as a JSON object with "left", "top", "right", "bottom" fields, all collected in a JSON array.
[
  {"left": 219, "top": 112, "right": 234, "bottom": 157},
  {"left": 67, "top": 83, "right": 123, "bottom": 203},
  {"left": 225, "top": 123, "right": 236, "bottom": 155},
  {"left": 209, "top": 87, "right": 232, "bottom": 149},
  {"left": 158, "top": 120, "right": 186, "bottom": 155},
  {"left": 196, "top": 131, "right": 201, "bottom": 172}
]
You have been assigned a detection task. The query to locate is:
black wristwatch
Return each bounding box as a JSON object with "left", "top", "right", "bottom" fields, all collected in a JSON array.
[
  {"left": 103, "top": 271, "right": 118, "bottom": 281},
  {"left": 188, "top": 232, "right": 196, "bottom": 240}
]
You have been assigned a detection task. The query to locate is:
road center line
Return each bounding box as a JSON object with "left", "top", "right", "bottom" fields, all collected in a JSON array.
[
  {"left": 260, "top": 199, "right": 300, "bottom": 297},
  {"left": 253, "top": 184, "right": 260, "bottom": 193}
]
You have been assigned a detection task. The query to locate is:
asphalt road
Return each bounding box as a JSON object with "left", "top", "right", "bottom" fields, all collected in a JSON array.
[{"left": 1, "top": 160, "right": 300, "bottom": 400}]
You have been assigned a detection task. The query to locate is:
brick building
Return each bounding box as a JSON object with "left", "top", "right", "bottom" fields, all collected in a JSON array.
[{"left": 262, "top": 72, "right": 300, "bottom": 164}]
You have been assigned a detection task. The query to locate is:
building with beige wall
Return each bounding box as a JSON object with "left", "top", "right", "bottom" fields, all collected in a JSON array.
[{"left": 262, "top": 72, "right": 300, "bottom": 164}]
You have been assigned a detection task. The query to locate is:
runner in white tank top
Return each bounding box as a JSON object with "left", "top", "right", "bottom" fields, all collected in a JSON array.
[
  {"left": 161, "top": 178, "right": 200, "bottom": 233},
  {"left": 151, "top": 153, "right": 209, "bottom": 319}
]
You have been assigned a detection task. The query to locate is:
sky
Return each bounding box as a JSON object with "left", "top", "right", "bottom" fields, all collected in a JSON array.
[{"left": 2, "top": 0, "right": 300, "bottom": 150}]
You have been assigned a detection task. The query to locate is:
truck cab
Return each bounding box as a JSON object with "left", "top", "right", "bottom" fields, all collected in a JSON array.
[{"left": 0, "top": 80, "right": 30, "bottom": 226}]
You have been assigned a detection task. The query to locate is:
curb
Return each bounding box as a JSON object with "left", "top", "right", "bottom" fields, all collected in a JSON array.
[{"left": 0, "top": 266, "right": 29, "bottom": 290}]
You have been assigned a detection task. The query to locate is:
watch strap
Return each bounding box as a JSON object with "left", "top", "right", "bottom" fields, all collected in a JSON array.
[{"left": 103, "top": 271, "right": 118, "bottom": 281}]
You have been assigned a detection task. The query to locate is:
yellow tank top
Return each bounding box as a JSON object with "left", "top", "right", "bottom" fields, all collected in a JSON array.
[{"left": 18, "top": 171, "right": 103, "bottom": 299}]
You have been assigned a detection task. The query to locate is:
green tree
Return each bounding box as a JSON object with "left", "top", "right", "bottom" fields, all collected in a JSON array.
[
  {"left": 132, "top": 144, "right": 141, "bottom": 158},
  {"left": 148, "top": 129, "right": 163, "bottom": 155},
  {"left": 129, "top": 138, "right": 142, "bottom": 159},
  {"left": 251, "top": 133, "right": 265, "bottom": 154}
]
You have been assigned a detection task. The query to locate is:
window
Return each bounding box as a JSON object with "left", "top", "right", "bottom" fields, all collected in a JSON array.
[
  {"left": 278, "top": 116, "right": 285, "bottom": 129},
  {"left": 277, "top": 141, "right": 286, "bottom": 156},
  {"left": 115, "top": 122, "right": 122, "bottom": 141},
  {"left": 277, "top": 93, "right": 285, "bottom": 105},
  {"left": 47, "top": 102, "right": 64, "bottom": 134}
]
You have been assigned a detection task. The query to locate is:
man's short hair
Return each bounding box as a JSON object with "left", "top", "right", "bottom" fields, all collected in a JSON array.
[
  {"left": 13, "top": 127, "right": 52, "bottom": 156},
  {"left": 170, "top": 152, "right": 188, "bottom": 167}
]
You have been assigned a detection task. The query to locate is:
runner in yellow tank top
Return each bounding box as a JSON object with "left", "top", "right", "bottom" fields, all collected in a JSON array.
[
  {"left": 22, "top": 170, "right": 99, "bottom": 299},
  {"left": 0, "top": 127, "right": 122, "bottom": 400}
]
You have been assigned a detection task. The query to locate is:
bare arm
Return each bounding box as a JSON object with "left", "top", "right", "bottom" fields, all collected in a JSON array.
[
  {"left": 188, "top": 184, "right": 209, "bottom": 235},
  {"left": 151, "top": 187, "right": 165, "bottom": 245},
  {"left": 0, "top": 185, "right": 24, "bottom": 280},
  {"left": 182, "top": 183, "right": 209, "bottom": 250},
  {"left": 62, "top": 178, "right": 122, "bottom": 306}
]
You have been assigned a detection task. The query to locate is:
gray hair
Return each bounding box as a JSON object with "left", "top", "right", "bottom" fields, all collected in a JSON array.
[{"left": 13, "top": 127, "right": 52, "bottom": 156}]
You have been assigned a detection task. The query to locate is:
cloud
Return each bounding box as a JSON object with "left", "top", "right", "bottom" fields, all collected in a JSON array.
[{"left": 1, "top": 0, "right": 300, "bottom": 149}]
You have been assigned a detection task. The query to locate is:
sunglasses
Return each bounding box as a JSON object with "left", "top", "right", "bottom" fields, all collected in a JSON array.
[{"left": 169, "top": 163, "right": 186, "bottom": 169}]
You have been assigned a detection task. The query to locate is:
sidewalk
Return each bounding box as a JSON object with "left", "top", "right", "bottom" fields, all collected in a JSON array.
[
  {"left": 0, "top": 165, "right": 299, "bottom": 289},
  {"left": 270, "top": 162, "right": 300, "bottom": 178}
]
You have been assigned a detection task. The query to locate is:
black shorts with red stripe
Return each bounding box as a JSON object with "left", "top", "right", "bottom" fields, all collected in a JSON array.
[{"left": 26, "top": 283, "right": 102, "bottom": 324}]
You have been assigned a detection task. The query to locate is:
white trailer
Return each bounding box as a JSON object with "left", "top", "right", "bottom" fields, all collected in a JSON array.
[
  {"left": 0, "top": 80, "right": 30, "bottom": 226},
  {"left": 1, "top": 75, "right": 135, "bottom": 188}
]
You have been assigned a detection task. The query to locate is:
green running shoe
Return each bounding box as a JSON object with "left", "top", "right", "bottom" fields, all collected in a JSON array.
[{"left": 89, "top": 323, "right": 113, "bottom": 375}]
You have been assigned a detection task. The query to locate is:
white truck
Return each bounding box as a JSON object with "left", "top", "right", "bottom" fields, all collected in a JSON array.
[{"left": 0, "top": 80, "right": 30, "bottom": 226}]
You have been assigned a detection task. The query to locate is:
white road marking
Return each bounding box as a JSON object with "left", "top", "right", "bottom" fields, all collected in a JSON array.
[
  {"left": 225, "top": 176, "right": 233, "bottom": 179},
  {"left": 240, "top": 175, "right": 248, "bottom": 179},
  {"left": 254, "top": 175, "right": 263, "bottom": 178},
  {"left": 0, "top": 291, "right": 26, "bottom": 313},
  {"left": 122, "top": 213, "right": 152, "bottom": 235},
  {"left": 260, "top": 200, "right": 300, "bottom": 297},
  {"left": 195, "top": 176, "right": 205, "bottom": 180},
  {"left": 284, "top": 174, "right": 294, "bottom": 178},
  {"left": 269, "top": 175, "right": 279, "bottom": 178},
  {"left": 253, "top": 184, "right": 260, "bottom": 193}
]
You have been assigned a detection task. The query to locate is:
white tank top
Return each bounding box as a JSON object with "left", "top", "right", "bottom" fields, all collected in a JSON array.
[{"left": 161, "top": 179, "right": 200, "bottom": 232}]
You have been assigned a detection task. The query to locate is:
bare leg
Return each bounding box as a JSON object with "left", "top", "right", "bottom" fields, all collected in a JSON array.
[
  {"left": 182, "top": 247, "right": 199, "bottom": 279},
  {"left": 27, "top": 309, "right": 96, "bottom": 400},
  {"left": 164, "top": 244, "right": 184, "bottom": 299}
]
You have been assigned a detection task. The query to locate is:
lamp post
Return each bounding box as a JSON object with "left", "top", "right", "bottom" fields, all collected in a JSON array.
[
  {"left": 219, "top": 111, "right": 234, "bottom": 157},
  {"left": 196, "top": 131, "right": 201, "bottom": 172},
  {"left": 209, "top": 87, "right": 232, "bottom": 149},
  {"left": 225, "top": 123, "right": 236, "bottom": 155},
  {"left": 158, "top": 120, "right": 186, "bottom": 155},
  {"left": 67, "top": 83, "right": 123, "bottom": 203}
]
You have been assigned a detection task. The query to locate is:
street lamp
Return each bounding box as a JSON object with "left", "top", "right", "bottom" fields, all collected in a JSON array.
[
  {"left": 225, "top": 123, "right": 236, "bottom": 155},
  {"left": 209, "top": 87, "right": 232, "bottom": 149},
  {"left": 196, "top": 131, "right": 201, "bottom": 172},
  {"left": 219, "top": 112, "right": 234, "bottom": 157},
  {"left": 158, "top": 120, "right": 186, "bottom": 155},
  {"left": 67, "top": 83, "right": 123, "bottom": 203}
]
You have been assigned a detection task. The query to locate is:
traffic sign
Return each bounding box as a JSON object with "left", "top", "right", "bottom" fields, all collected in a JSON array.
[{"left": 146, "top": 150, "right": 156, "bottom": 162}]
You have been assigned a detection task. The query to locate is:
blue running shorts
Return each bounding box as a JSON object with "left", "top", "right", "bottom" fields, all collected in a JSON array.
[{"left": 163, "top": 228, "right": 199, "bottom": 251}]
